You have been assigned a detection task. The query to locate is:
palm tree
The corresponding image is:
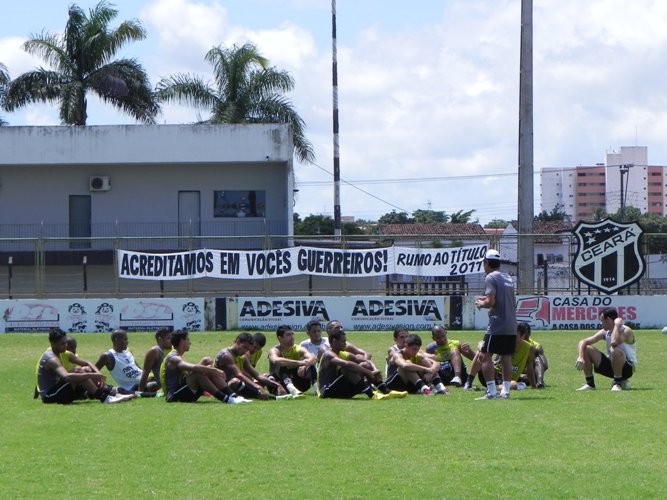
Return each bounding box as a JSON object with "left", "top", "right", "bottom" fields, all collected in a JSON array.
[
  {"left": 3, "top": 1, "right": 158, "bottom": 125},
  {"left": 155, "top": 42, "right": 315, "bottom": 163},
  {"left": 0, "top": 62, "right": 9, "bottom": 125}
]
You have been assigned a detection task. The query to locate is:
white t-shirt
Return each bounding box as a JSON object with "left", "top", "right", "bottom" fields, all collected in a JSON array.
[{"left": 299, "top": 338, "right": 330, "bottom": 358}]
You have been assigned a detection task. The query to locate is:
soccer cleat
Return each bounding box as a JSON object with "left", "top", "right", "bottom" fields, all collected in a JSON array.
[
  {"left": 102, "top": 393, "right": 135, "bottom": 404},
  {"left": 621, "top": 380, "right": 632, "bottom": 390},
  {"left": 376, "top": 390, "right": 407, "bottom": 400},
  {"left": 450, "top": 376, "right": 463, "bottom": 387},
  {"left": 420, "top": 386, "right": 432, "bottom": 396},
  {"left": 275, "top": 394, "right": 294, "bottom": 401},
  {"left": 475, "top": 392, "right": 500, "bottom": 400},
  {"left": 499, "top": 392, "right": 510, "bottom": 399},
  {"left": 576, "top": 384, "right": 596, "bottom": 391},
  {"left": 227, "top": 396, "right": 252, "bottom": 404},
  {"left": 611, "top": 384, "right": 623, "bottom": 392}
]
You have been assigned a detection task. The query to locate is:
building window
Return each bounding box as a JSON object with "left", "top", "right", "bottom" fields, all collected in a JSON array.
[{"left": 214, "top": 190, "right": 266, "bottom": 217}]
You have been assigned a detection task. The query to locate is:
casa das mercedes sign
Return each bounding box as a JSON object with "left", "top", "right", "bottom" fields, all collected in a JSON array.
[{"left": 571, "top": 219, "right": 645, "bottom": 294}]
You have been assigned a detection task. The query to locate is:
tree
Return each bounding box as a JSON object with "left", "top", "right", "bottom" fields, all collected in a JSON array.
[
  {"left": 412, "top": 209, "right": 448, "bottom": 224},
  {"left": 449, "top": 209, "right": 476, "bottom": 224},
  {"left": 484, "top": 219, "right": 510, "bottom": 229},
  {"left": 0, "top": 63, "right": 9, "bottom": 125},
  {"left": 592, "top": 208, "right": 608, "bottom": 221},
  {"left": 155, "top": 42, "right": 315, "bottom": 164},
  {"left": 294, "top": 213, "right": 363, "bottom": 236},
  {"left": 3, "top": 1, "right": 158, "bottom": 125},
  {"left": 535, "top": 203, "right": 567, "bottom": 222},
  {"left": 378, "top": 211, "right": 413, "bottom": 225}
]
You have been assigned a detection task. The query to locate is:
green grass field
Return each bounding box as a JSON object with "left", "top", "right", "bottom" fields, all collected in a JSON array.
[{"left": 1, "top": 329, "right": 666, "bottom": 499}]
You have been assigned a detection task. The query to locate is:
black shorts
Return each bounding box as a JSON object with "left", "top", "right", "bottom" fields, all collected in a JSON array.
[
  {"left": 386, "top": 372, "right": 419, "bottom": 394},
  {"left": 166, "top": 384, "right": 203, "bottom": 403},
  {"left": 595, "top": 354, "right": 634, "bottom": 379},
  {"left": 481, "top": 334, "right": 515, "bottom": 355},
  {"left": 438, "top": 361, "right": 468, "bottom": 385},
  {"left": 41, "top": 380, "right": 87, "bottom": 404},
  {"left": 320, "top": 375, "right": 364, "bottom": 399},
  {"left": 274, "top": 367, "right": 312, "bottom": 392}
]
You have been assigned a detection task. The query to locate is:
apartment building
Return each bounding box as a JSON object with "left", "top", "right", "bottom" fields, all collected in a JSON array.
[{"left": 540, "top": 146, "right": 667, "bottom": 222}]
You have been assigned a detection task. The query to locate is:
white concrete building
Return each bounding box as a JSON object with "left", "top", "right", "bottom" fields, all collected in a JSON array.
[{"left": 0, "top": 124, "right": 295, "bottom": 250}]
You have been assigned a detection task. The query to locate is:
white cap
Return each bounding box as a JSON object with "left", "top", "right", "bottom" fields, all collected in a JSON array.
[{"left": 485, "top": 249, "right": 500, "bottom": 261}]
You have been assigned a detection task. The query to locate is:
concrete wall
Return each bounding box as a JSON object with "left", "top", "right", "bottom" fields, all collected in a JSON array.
[{"left": 0, "top": 124, "right": 294, "bottom": 240}]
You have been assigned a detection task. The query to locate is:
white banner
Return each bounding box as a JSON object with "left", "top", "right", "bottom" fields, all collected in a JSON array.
[
  {"left": 0, "top": 298, "right": 205, "bottom": 333},
  {"left": 117, "top": 244, "right": 488, "bottom": 280}
]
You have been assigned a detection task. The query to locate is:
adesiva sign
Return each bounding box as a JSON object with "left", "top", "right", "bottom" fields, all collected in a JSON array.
[{"left": 236, "top": 296, "right": 456, "bottom": 331}]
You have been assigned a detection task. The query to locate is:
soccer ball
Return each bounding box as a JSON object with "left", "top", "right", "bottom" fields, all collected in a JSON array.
[{"left": 662, "top": 326, "right": 667, "bottom": 335}]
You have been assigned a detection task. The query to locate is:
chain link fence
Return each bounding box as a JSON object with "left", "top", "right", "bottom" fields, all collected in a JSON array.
[{"left": 1, "top": 231, "right": 666, "bottom": 298}]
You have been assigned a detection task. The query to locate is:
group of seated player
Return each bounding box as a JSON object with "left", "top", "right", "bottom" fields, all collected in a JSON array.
[{"left": 35, "top": 320, "right": 548, "bottom": 405}]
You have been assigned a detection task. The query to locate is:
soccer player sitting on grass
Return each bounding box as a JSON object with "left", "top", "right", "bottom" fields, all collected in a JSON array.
[
  {"left": 95, "top": 329, "right": 159, "bottom": 396},
  {"left": 327, "top": 319, "right": 386, "bottom": 384},
  {"left": 386, "top": 333, "right": 446, "bottom": 395},
  {"left": 386, "top": 328, "right": 409, "bottom": 375},
  {"left": 268, "top": 325, "right": 317, "bottom": 396},
  {"left": 36, "top": 328, "right": 135, "bottom": 404},
  {"left": 300, "top": 319, "right": 330, "bottom": 359},
  {"left": 138, "top": 327, "right": 173, "bottom": 393},
  {"left": 425, "top": 325, "right": 474, "bottom": 387},
  {"left": 215, "top": 332, "right": 276, "bottom": 400},
  {"left": 248, "top": 332, "right": 266, "bottom": 368},
  {"left": 160, "top": 329, "right": 250, "bottom": 404},
  {"left": 242, "top": 332, "right": 288, "bottom": 396},
  {"left": 575, "top": 307, "right": 636, "bottom": 391},
  {"left": 318, "top": 329, "right": 406, "bottom": 400},
  {"left": 517, "top": 322, "right": 547, "bottom": 388}
]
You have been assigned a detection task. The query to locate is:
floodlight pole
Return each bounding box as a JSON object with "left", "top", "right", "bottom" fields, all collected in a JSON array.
[
  {"left": 517, "top": 0, "right": 535, "bottom": 294},
  {"left": 332, "top": 0, "right": 342, "bottom": 237}
]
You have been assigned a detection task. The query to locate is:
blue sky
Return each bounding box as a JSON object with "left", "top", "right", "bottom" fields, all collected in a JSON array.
[{"left": 2, "top": 0, "right": 667, "bottom": 224}]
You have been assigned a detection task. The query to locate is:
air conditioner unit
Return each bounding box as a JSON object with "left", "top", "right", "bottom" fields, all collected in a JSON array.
[{"left": 89, "top": 176, "right": 111, "bottom": 192}]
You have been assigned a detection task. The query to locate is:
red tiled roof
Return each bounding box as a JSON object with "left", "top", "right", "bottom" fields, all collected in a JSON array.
[{"left": 509, "top": 220, "right": 572, "bottom": 243}]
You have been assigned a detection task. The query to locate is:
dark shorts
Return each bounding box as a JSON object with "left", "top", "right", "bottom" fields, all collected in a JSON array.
[
  {"left": 41, "top": 380, "right": 88, "bottom": 404},
  {"left": 274, "top": 367, "right": 312, "bottom": 392},
  {"left": 595, "top": 354, "right": 634, "bottom": 380},
  {"left": 166, "top": 384, "right": 203, "bottom": 403},
  {"left": 386, "top": 372, "right": 419, "bottom": 394},
  {"left": 320, "top": 375, "right": 364, "bottom": 399},
  {"left": 481, "top": 334, "right": 515, "bottom": 355},
  {"left": 438, "top": 361, "right": 468, "bottom": 385}
]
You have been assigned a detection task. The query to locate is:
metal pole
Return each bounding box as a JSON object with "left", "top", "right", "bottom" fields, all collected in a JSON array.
[
  {"left": 517, "top": 0, "right": 535, "bottom": 294},
  {"left": 82, "top": 255, "right": 88, "bottom": 292},
  {"left": 8, "top": 256, "right": 13, "bottom": 299},
  {"left": 332, "top": 0, "right": 342, "bottom": 237}
]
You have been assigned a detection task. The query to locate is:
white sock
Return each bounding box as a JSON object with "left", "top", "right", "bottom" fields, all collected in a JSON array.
[
  {"left": 502, "top": 381, "right": 511, "bottom": 394},
  {"left": 486, "top": 381, "right": 497, "bottom": 395}
]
